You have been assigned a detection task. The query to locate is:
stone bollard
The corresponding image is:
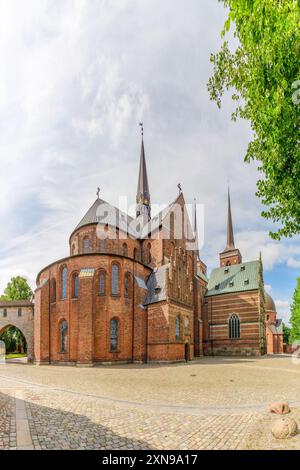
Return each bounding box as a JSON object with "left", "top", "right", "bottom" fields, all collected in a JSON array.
[
  {"left": 269, "top": 402, "right": 290, "bottom": 415},
  {"left": 271, "top": 417, "right": 298, "bottom": 439}
]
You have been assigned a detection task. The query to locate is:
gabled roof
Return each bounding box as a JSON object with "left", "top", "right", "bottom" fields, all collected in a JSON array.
[
  {"left": 144, "top": 263, "right": 169, "bottom": 305},
  {"left": 205, "top": 260, "right": 260, "bottom": 297}
]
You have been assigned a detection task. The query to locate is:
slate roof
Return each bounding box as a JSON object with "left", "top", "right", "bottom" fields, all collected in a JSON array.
[
  {"left": 72, "top": 198, "right": 136, "bottom": 238},
  {"left": 205, "top": 260, "right": 260, "bottom": 297},
  {"left": 144, "top": 263, "right": 170, "bottom": 305},
  {"left": 197, "top": 269, "right": 209, "bottom": 283}
]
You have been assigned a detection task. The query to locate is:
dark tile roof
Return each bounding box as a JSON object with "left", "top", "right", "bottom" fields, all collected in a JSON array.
[{"left": 144, "top": 264, "right": 170, "bottom": 305}]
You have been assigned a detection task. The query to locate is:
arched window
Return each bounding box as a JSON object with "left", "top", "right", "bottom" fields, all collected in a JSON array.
[
  {"left": 100, "top": 239, "right": 105, "bottom": 254},
  {"left": 99, "top": 271, "right": 106, "bottom": 295},
  {"left": 84, "top": 238, "right": 89, "bottom": 254},
  {"left": 122, "top": 243, "right": 127, "bottom": 257},
  {"left": 72, "top": 273, "right": 79, "bottom": 298},
  {"left": 124, "top": 273, "right": 131, "bottom": 298},
  {"left": 60, "top": 320, "right": 68, "bottom": 353},
  {"left": 111, "top": 264, "right": 119, "bottom": 295},
  {"left": 61, "top": 267, "right": 68, "bottom": 300},
  {"left": 147, "top": 243, "right": 152, "bottom": 264},
  {"left": 228, "top": 314, "right": 240, "bottom": 339},
  {"left": 226, "top": 261, "right": 231, "bottom": 266},
  {"left": 175, "top": 316, "right": 181, "bottom": 340},
  {"left": 71, "top": 244, "right": 75, "bottom": 255},
  {"left": 110, "top": 318, "right": 119, "bottom": 352},
  {"left": 51, "top": 279, "right": 56, "bottom": 303}
]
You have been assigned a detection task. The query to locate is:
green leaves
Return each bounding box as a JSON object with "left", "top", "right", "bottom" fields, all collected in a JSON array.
[
  {"left": 290, "top": 277, "right": 300, "bottom": 344},
  {"left": 0, "top": 276, "right": 33, "bottom": 301},
  {"left": 208, "top": 0, "right": 300, "bottom": 239}
]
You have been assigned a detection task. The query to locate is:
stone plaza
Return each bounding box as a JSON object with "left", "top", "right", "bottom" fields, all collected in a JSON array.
[{"left": 0, "top": 356, "right": 299, "bottom": 450}]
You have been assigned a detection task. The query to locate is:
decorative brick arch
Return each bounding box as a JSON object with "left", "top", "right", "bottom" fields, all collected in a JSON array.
[{"left": 0, "top": 302, "right": 34, "bottom": 361}]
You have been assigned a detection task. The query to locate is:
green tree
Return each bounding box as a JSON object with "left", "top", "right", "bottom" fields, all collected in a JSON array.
[
  {"left": 208, "top": 0, "right": 300, "bottom": 239},
  {"left": 282, "top": 323, "right": 291, "bottom": 344},
  {"left": 0, "top": 276, "right": 33, "bottom": 301},
  {"left": 290, "top": 277, "right": 300, "bottom": 343}
]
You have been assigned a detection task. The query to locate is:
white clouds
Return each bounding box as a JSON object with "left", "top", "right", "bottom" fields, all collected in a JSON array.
[
  {"left": 287, "top": 257, "right": 300, "bottom": 269},
  {"left": 0, "top": 0, "right": 298, "bottom": 302}
]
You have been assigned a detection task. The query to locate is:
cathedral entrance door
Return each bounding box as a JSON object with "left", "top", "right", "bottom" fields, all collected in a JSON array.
[{"left": 185, "top": 342, "right": 190, "bottom": 362}]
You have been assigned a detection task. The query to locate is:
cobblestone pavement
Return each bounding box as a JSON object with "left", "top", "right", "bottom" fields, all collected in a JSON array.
[{"left": 0, "top": 356, "right": 299, "bottom": 450}]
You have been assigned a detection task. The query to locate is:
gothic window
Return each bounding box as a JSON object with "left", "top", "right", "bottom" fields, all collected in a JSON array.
[
  {"left": 61, "top": 267, "right": 68, "bottom": 300},
  {"left": 99, "top": 271, "right": 105, "bottom": 295},
  {"left": 51, "top": 279, "right": 56, "bottom": 303},
  {"left": 18, "top": 308, "right": 22, "bottom": 317},
  {"left": 84, "top": 238, "right": 89, "bottom": 254},
  {"left": 3, "top": 309, "right": 7, "bottom": 318},
  {"left": 110, "top": 318, "right": 119, "bottom": 352},
  {"left": 72, "top": 273, "right": 79, "bottom": 298},
  {"left": 111, "top": 264, "right": 119, "bottom": 295},
  {"left": 60, "top": 320, "right": 68, "bottom": 353},
  {"left": 100, "top": 239, "right": 105, "bottom": 254},
  {"left": 122, "top": 243, "right": 127, "bottom": 257},
  {"left": 175, "top": 315, "right": 181, "bottom": 340},
  {"left": 228, "top": 314, "right": 240, "bottom": 339},
  {"left": 124, "top": 273, "right": 131, "bottom": 298}
]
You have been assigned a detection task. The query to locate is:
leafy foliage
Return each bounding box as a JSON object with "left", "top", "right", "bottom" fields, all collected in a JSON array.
[
  {"left": 282, "top": 323, "right": 291, "bottom": 344},
  {"left": 0, "top": 276, "right": 33, "bottom": 301},
  {"left": 208, "top": 0, "right": 300, "bottom": 239},
  {"left": 0, "top": 326, "right": 27, "bottom": 354},
  {"left": 290, "top": 276, "right": 300, "bottom": 343}
]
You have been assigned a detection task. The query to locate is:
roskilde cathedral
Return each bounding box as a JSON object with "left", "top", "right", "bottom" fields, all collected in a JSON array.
[{"left": 33, "top": 134, "right": 283, "bottom": 365}]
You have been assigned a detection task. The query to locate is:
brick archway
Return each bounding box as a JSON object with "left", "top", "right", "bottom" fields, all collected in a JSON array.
[
  {"left": 0, "top": 302, "right": 34, "bottom": 361},
  {"left": 0, "top": 324, "right": 33, "bottom": 361}
]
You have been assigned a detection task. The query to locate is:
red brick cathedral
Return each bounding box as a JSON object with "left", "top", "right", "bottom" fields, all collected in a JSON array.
[{"left": 34, "top": 136, "right": 283, "bottom": 365}]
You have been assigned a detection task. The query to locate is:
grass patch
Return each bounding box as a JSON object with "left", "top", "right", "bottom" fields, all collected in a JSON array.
[{"left": 5, "top": 353, "right": 27, "bottom": 359}]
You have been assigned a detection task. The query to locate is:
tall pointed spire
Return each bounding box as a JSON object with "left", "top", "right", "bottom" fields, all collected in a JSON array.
[
  {"left": 219, "top": 187, "right": 242, "bottom": 267},
  {"left": 225, "top": 187, "right": 235, "bottom": 251},
  {"left": 193, "top": 199, "right": 200, "bottom": 259},
  {"left": 136, "top": 123, "right": 151, "bottom": 222}
]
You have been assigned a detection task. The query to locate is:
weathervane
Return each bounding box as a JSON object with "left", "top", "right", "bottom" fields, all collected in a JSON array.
[
  {"left": 177, "top": 183, "right": 182, "bottom": 194},
  {"left": 139, "top": 122, "right": 144, "bottom": 137},
  {"left": 96, "top": 187, "right": 100, "bottom": 199}
]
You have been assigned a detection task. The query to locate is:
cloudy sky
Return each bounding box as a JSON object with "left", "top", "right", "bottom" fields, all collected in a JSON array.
[{"left": 0, "top": 0, "right": 299, "bottom": 323}]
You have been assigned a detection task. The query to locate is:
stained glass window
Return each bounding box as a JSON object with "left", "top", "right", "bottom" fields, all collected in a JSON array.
[
  {"left": 60, "top": 320, "right": 68, "bottom": 353},
  {"left": 62, "top": 267, "right": 68, "bottom": 300},
  {"left": 229, "top": 314, "right": 240, "bottom": 339},
  {"left": 110, "top": 319, "right": 119, "bottom": 351},
  {"left": 112, "top": 264, "right": 119, "bottom": 295},
  {"left": 99, "top": 272, "right": 105, "bottom": 295}
]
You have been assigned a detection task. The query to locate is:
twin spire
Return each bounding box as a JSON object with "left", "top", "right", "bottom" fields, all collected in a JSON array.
[
  {"left": 219, "top": 187, "right": 242, "bottom": 266},
  {"left": 136, "top": 124, "right": 151, "bottom": 222},
  {"left": 225, "top": 187, "right": 235, "bottom": 251}
]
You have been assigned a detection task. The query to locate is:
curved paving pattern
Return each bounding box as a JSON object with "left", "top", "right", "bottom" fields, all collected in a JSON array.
[{"left": 0, "top": 357, "right": 299, "bottom": 450}]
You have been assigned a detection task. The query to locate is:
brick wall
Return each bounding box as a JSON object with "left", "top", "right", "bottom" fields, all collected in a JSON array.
[{"left": 203, "top": 290, "right": 264, "bottom": 356}]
